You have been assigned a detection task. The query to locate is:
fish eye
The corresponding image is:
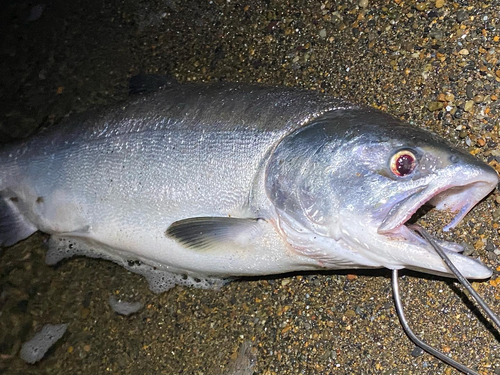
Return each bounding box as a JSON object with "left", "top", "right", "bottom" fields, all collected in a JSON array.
[{"left": 390, "top": 149, "right": 417, "bottom": 177}]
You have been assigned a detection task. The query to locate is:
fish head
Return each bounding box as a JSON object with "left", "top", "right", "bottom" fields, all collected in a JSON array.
[{"left": 266, "top": 109, "right": 498, "bottom": 278}]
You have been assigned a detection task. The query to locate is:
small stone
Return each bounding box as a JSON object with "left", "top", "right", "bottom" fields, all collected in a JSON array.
[
  {"left": 411, "top": 346, "right": 425, "bottom": 357},
  {"left": 462, "top": 242, "right": 475, "bottom": 256},
  {"left": 359, "top": 0, "right": 369, "bottom": 8},
  {"left": 486, "top": 239, "right": 496, "bottom": 252},
  {"left": 477, "top": 138, "right": 486, "bottom": 147},
  {"left": 456, "top": 10, "right": 468, "bottom": 22},
  {"left": 28, "top": 4, "right": 44, "bottom": 21},
  {"left": 80, "top": 308, "right": 90, "bottom": 319},
  {"left": 464, "top": 100, "right": 474, "bottom": 112},
  {"left": 415, "top": 3, "right": 427, "bottom": 11},
  {"left": 459, "top": 49, "right": 469, "bottom": 55},
  {"left": 466, "top": 84, "right": 474, "bottom": 99},
  {"left": 474, "top": 238, "right": 484, "bottom": 250},
  {"left": 492, "top": 207, "right": 500, "bottom": 221},
  {"left": 491, "top": 94, "right": 498, "bottom": 101},
  {"left": 319, "top": 29, "right": 327, "bottom": 39},
  {"left": 344, "top": 309, "right": 356, "bottom": 318},
  {"left": 473, "top": 94, "right": 484, "bottom": 103},
  {"left": 346, "top": 274, "right": 357, "bottom": 281},
  {"left": 427, "top": 101, "right": 444, "bottom": 111},
  {"left": 430, "top": 30, "right": 444, "bottom": 40},
  {"left": 435, "top": 0, "right": 445, "bottom": 8}
]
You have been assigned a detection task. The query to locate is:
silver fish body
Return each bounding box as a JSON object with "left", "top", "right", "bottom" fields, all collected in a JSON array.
[{"left": 0, "top": 83, "right": 497, "bottom": 291}]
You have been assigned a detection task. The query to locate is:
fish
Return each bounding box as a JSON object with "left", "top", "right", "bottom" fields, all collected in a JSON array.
[{"left": 0, "top": 78, "right": 498, "bottom": 292}]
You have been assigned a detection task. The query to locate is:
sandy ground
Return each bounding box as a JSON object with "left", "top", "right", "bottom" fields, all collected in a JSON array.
[{"left": 1, "top": 0, "right": 500, "bottom": 374}]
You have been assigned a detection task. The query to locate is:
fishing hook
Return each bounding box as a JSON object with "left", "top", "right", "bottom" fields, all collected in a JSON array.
[{"left": 392, "top": 224, "right": 500, "bottom": 375}]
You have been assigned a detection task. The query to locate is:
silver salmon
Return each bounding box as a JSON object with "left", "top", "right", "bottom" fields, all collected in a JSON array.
[{"left": 0, "top": 82, "right": 497, "bottom": 292}]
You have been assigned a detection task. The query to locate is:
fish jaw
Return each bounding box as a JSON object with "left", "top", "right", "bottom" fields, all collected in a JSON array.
[
  {"left": 387, "top": 224, "right": 493, "bottom": 279},
  {"left": 372, "top": 161, "right": 498, "bottom": 279}
]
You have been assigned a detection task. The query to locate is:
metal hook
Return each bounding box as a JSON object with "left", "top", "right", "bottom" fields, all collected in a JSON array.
[
  {"left": 392, "top": 269, "right": 480, "bottom": 375},
  {"left": 413, "top": 225, "right": 500, "bottom": 330},
  {"left": 392, "top": 224, "right": 500, "bottom": 375}
]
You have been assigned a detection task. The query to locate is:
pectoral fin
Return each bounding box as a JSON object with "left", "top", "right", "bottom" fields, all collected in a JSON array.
[
  {"left": 0, "top": 197, "right": 37, "bottom": 247},
  {"left": 165, "top": 217, "right": 265, "bottom": 252}
]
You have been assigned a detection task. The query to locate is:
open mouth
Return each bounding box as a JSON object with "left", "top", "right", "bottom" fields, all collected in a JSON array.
[
  {"left": 368, "top": 176, "right": 497, "bottom": 279},
  {"left": 377, "top": 181, "right": 496, "bottom": 255}
]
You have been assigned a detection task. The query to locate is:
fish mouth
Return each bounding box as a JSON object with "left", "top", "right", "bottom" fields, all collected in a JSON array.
[
  {"left": 378, "top": 178, "right": 496, "bottom": 236},
  {"left": 374, "top": 175, "right": 497, "bottom": 278}
]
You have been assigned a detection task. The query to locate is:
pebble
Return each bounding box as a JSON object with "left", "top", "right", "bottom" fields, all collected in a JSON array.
[
  {"left": 473, "top": 94, "right": 484, "bottom": 104},
  {"left": 415, "top": 3, "right": 427, "bottom": 11},
  {"left": 435, "top": 0, "right": 445, "bottom": 8},
  {"left": 344, "top": 309, "right": 356, "bottom": 318},
  {"left": 464, "top": 100, "right": 474, "bottom": 112},
  {"left": 466, "top": 84, "right": 474, "bottom": 99},
  {"left": 486, "top": 239, "right": 496, "bottom": 252},
  {"left": 492, "top": 207, "right": 500, "bottom": 222},
  {"left": 427, "top": 101, "right": 444, "bottom": 111},
  {"left": 456, "top": 9, "right": 468, "bottom": 22},
  {"left": 411, "top": 346, "right": 424, "bottom": 357},
  {"left": 80, "top": 308, "right": 90, "bottom": 319},
  {"left": 454, "top": 108, "right": 464, "bottom": 119}
]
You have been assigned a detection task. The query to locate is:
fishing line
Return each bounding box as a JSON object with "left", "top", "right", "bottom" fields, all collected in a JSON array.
[
  {"left": 414, "top": 225, "right": 500, "bottom": 330},
  {"left": 392, "top": 224, "right": 500, "bottom": 374}
]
